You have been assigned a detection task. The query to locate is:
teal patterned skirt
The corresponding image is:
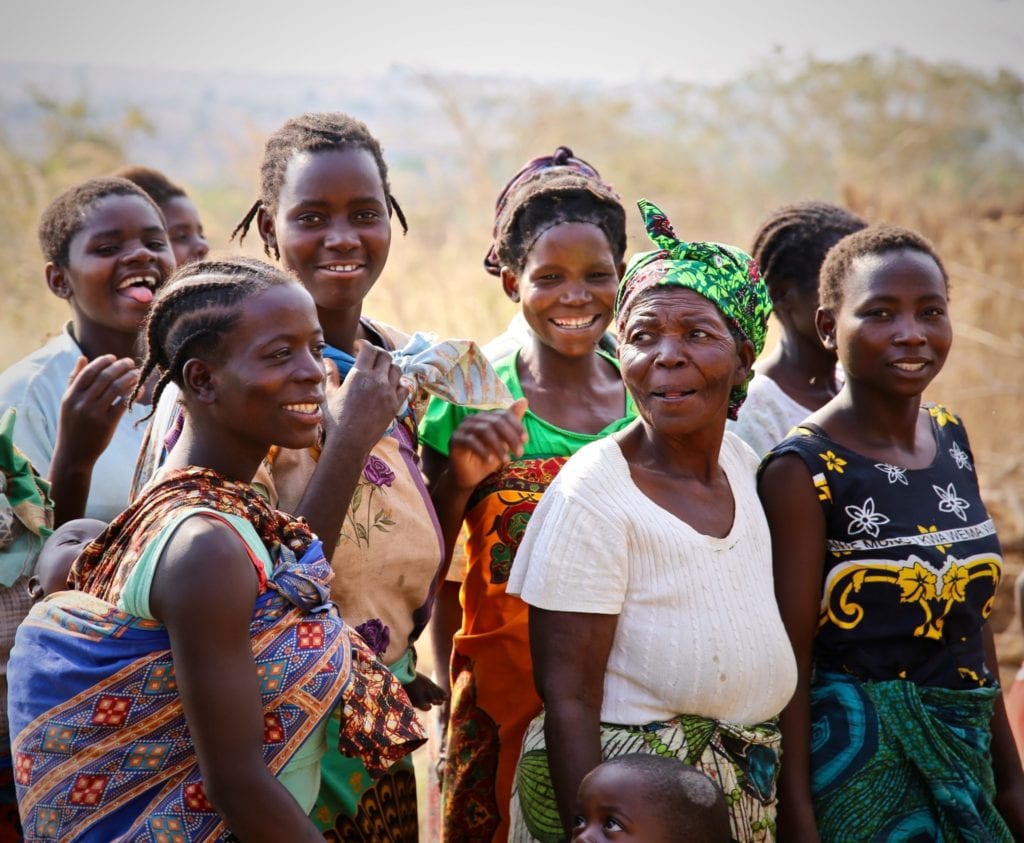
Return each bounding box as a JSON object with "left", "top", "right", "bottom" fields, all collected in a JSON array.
[{"left": 810, "top": 671, "right": 1012, "bottom": 842}]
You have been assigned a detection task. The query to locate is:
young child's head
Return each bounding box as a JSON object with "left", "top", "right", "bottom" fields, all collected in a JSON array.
[
  {"left": 231, "top": 112, "right": 405, "bottom": 318},
  {"left": 818, "top": 224, "right": 951, "bottom": 392},
  {"left": 115, "top": 165, "right": 209, "bottom": 266},
  {"left": 38, "top": 177, "right": 176, "bottom": 343},
  {"left": 488, "top": 147, "right": 627, "bottom": 359},
  {"left": 137, "top": 258, "right": 323, "bottom": 451},
  {"left": 574, "top": 754, "right": 730, "bottom": 843},
  {"left": 28, "top": 517, "right": 106, "bottom": 600},
  {"left": 750, "top": 201, "right": 866, "bottom": 348}
]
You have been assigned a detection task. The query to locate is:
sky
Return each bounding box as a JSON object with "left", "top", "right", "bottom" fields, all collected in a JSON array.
[{"left": 2, "top": 0, "right": 1023, "bottom": 84}]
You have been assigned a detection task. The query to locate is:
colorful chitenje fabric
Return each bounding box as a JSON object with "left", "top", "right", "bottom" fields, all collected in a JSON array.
[
  {"left": 419, "top": 349, "right": 635, "bottom": 843},
  {"left": 509, "top": 711, "right": 783, "bottom": 843},
  {"left": 810, "top": 672, "right": 1010, "bottom": 841},
  {"left": 614, "top": 198, "right": 772, "bottom": 420},
  {"left": 9, "top": 467, "right": 424, "bottom": 842}
]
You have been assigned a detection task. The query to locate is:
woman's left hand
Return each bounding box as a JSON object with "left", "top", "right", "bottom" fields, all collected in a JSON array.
[{"left": 403, "top": 671, "right": 449, "bottom": 711}]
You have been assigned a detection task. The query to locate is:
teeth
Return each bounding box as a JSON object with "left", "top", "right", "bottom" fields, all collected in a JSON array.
[
  {"left": 893, "top": 362, "right": 926, "bottom": 371},
  {"left": 284, "top": 403, "right": 319, "bottom": 414},
  {"left": 552, "top": 316, "right": 596, "bottom": 328},
  {"left": 326, "top": 264, "right": 359, "bottom": 272},
  {"left": 117, "top": 275, "right": 157, "bottom": 290}
]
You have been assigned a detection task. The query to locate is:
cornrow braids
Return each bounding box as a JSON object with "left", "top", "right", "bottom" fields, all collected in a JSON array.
[
  {"left": 134, "top": 258, "right": 298, "bottom": 416},
  {"left": 113, "top": 165, "right": 187, "bottom": 208},
  {"left": 231, "top": 112, "right": 407, "bottom": 258},
  {"left": 750, "top": 201, "right": 867, "bottom": 298},
  {"left": 819, "top": 224, "right": 949, "bottom": 310},
  {"left": 38, "top": 177, "right": 162, "bottom": 268},
  {"left": 493, "top": 168, "right": 627, "bottom": 277}
]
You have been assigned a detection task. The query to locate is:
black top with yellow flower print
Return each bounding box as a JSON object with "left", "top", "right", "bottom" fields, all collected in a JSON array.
[{"left": 762, "top": 404, "right": 1001, "bottom": 689}]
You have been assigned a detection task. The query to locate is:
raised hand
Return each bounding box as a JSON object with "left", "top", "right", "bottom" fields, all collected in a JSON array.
[
  {"left": 448, "top": 398, "right": 529, "bottom": 491},
  {"left": 56, "top": 354, "right": 140, "bottom": 468}
]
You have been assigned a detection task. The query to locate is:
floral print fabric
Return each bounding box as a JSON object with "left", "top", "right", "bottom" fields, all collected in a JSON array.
[{"left": 761, "top": 405, "right": 1002, "bottom": 688}]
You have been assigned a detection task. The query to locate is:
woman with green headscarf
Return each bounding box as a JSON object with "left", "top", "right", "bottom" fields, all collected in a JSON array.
[{"left": 505, "top": 200, "right": 797, "bottom": 843}]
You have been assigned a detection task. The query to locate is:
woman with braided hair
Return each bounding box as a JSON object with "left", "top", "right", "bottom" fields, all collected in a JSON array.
[
  {"left": 7, "top": 259, "right": 425, "bottom": 842},
  {"left": 727, "top": 201, "right": 866, "bottom": 456}
]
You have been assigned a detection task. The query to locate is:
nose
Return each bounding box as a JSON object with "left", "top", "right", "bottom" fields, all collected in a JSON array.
[
  {"left": 323, "top": 219, "right": 359, "bottom": 251},
  {"left": 654, "top": 335, "right": 688, "bottom": 367},
  {"left": 191, "top": 237, "right": 210, "bottom": 261},
  {"left": 893, "top": 314, "right": 927, "bottom": 346},
  {"left": 123, "top": 242, "right": 157, "bottom": 264},
  {"left": 559, "top": 279, "right": 592, "bottom": 305},
  {"left": 295, "top": 348, "right": 327, "bottom": 384}
]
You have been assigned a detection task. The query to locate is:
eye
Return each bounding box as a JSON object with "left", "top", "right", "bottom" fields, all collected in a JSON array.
[
  {"left": 572, "top": 815, "right": 585, "bottom": 830},
  {"left": 269, "top": 347, "right": 292, "bottom": 360},
  {"left": 147, "top": 239, "right": 169, "bottom": 251},
  {"left": 94, "top": 244, "right": 121, "bottom": 256},
  {"left": 296, "top": 212, "right": 325, "bottom": 225},
  {"left": 311, "top": 341, "right": 326, "bottom": 359},
  {"left": 603, "top": 816, "right": 624, "bottom": 832},
  {"left": 922, "top": 306, "right": 946, "bottom": 318},
  {"left": 353, "top": 209, "right": 381, "bottom": 222},
  {"left": 690, "top": 327, "right": 710, "bottom": 339},
  {"left": 864, "top": 307, "right": 891, "bottom": 319},
  {"left": 627, "top": 329, "right": 653, "bottom": 343}
]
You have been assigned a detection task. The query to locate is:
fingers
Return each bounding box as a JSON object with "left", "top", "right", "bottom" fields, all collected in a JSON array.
[
  {"left": 65, "top": 355, "right": 140, "bottom": 411},
  {"left": 452, "top": 410, "right": 528, "bottom": 464}
]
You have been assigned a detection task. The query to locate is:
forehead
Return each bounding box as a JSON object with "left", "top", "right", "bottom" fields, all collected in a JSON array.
[
  {"left": 75, "top": 194, "right": 165, "bottom": 239},
  {"left": 525, "top": 221, "right": 614, "bottom": 264},
  {"left": 228, "top": 284, "right": 319, "bottom": 339},
  {"left": 47, "top": 518, "right": 105, "bottom": 545},
  {"left": 278, "top": 147, "right": 385, "bottom": 205},
  {"left": 846, "top": 248, "right": 946, "bottom": 301},
  {"left": 624, "top": 286, "right": 727, "bottom": 325},
  {"left": 160, "top": 195, "right": 201, "bottom": 227}
]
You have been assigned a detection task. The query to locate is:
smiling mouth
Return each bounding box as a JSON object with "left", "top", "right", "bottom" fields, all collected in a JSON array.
[
  {"left": 116, "top": 274, "right": 159, "bottom": 303},
  {"left": 550, "top": 315, "right": 600, "bottom": 330},
  {"left": 652, "top": 389, "right": 694, "bottom": 400},
  {"left": 282, "top": 403, "right": 321, "bottom": 414},
  {"left": 321, "top": 264, "right": 362, "bottom": 273},
  {"left": 891, "top": 361, "right": 928, "bottom": 371}
]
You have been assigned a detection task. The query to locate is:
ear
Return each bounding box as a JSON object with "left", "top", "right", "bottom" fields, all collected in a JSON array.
[
  {"left": 733, "top": 337, "right": 756, "bottom": 387},
  {"left": 768, "top": 279, "right": 793, "bottom": 307},
  {"left": 45, "top": 262, "right": 73, "bottom": 300},
  {"left": 500, "top": 267, "right": 521, "bottom": 303},
  {"left": 616, "top": 259, "right": 627, "bottom": 280},
  {"left": 816, "top": 307, "right": 838, "bottom": 350},
  {"left": 181, "top": 358, "right": 217, "bottom": 404},
  {"left": 256, "top": 205, "right": 277, "bottom": 254},
  {"left": 27, "top": 577, "right": 43, "bottom": 602}
]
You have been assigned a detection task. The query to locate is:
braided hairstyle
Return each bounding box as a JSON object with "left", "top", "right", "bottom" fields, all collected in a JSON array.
[
  {"left": 38, "top": 177, "right": 163, "bottom": 268},
  {"left": 113, "top": 165, "right": 187, "bottom": 208},
  {"left": 750, "top": 201, "right": 867, "bottom": 300},
  {"left": 231, "top": 112, "right": 407, "bottom": 259},
  {"left": 820, "top": 224, "right": 949, "bottom": 309},
  {"left": 134, "top": 258, "right": 298, "bottom": 415},
  {"left": 492, "top": 167, "right": 627, "bottom": 277}
]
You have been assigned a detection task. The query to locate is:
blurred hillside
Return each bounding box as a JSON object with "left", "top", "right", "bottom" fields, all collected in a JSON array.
[{"left": 2, "top": 52, "right": 1023, "bottom": 552}]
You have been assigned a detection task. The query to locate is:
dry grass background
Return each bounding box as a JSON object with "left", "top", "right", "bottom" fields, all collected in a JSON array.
[{"left": 2, "top": 58, "right": 1023, "bottom": 831}]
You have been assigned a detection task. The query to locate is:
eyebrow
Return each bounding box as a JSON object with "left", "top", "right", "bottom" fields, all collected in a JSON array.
[{"left": 88, "top": 226, "right": 166, "bottom": 239}]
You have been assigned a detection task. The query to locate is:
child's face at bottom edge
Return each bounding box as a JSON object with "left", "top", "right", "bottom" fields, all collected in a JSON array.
[
  {"left": 573, "top": 765, "right": 673, "bottom": 842},
  {"left": 263, "top": 147, "right": 392, "bottom": 316},
  {"left": 29, "top": 518, "right": 107, "bottom": 600}
]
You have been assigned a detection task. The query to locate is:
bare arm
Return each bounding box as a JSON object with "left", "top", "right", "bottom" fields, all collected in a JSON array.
[
  {"left": 292, "top": 344, "right": 408, "bottom": 558},
  {"left": 530, "top": 606, "right": 617, "bottom": 834},
  {"left": 149, "top": 519, "right": 322, "bottom": 841},
  {"left": 758, "top": 455, "right": 825, "bottom": 843},
  {"left": 49, "top": 355, "right": 139, "bottom": 525},
  {"left": 984, "top": 624, "right": 1024, "bottom": 837},
  {"left": 428, "top": 578, "right": 462, "bottom": 733}
]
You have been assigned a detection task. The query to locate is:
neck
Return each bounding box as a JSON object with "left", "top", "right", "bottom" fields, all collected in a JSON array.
[
  {"left": 624, "top": 419, "right": 725, "bottom": 484},
  {"left": 318, "top": 305, "right": 364, "bottom": 354},
  {"left": 518, "top": 340, "right": 610, "bottom": 394},
  {"left": 768, "top": 331, "right": 838, "bottom": 387},
  {"left": 72, "top": 319, "right": 141, "bottom": 362},
  {"left": 831, "top": 383, "right": 924, "bottom": 450},
  {"left": 162, "top": 415, "right": 264, "bottom": 484}
]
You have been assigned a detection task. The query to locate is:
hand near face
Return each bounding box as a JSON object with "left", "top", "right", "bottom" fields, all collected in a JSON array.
[
  {"left": 321, "top": 342, "right": 410, "bottom": 457},
  {"left": 56, "top": 354, "right": 140, "bottom": 467},
  {"left": 448, "top": 398, "right": 529, "bottom": 491}
]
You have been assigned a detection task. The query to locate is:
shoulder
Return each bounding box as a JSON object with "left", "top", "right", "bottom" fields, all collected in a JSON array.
[
  {"left": 157, "top": 514, "right": 261, "bottom": 588},
  {"left": 721, "top": 430, "right": 760, "bottom": 474},
  {"left": 0, "top": 330, "right": 77, "bottom": 407}
]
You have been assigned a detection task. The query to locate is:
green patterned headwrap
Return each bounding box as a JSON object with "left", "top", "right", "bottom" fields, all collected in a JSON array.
[{"left": 615, "top": 199, "right": 772, "bottom": 420}]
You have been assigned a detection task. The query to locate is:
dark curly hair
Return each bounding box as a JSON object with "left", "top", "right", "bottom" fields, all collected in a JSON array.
[
  {"left": 750, "top": 201, "right": 867, "bottom": 299},
  {"left": 231, "top": 112, "right": 406, "bottom": 259},
  {"left": 134, "top": 257, "right": 300, "bottom": 416},
  {"left": 820, "top": 224, "right": 949, "bottom": 309},
  {"left": 38, "top": 177, "right": 163, "bottom": 268},
  {"left": 113, "top": 165, "right": 187, "bottom": 208},
  {"left": 493, "top": 168, "right": 626, "bottom": 277}
]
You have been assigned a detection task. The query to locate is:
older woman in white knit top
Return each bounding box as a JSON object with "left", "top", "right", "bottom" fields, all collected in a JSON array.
[{"left": 506, "top": 200, "right": 797, "bottom": 843}]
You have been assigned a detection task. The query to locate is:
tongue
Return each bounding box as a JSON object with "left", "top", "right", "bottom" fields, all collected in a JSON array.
[{"left": 121, "top": 285, "right": 154, "bottom": 304}]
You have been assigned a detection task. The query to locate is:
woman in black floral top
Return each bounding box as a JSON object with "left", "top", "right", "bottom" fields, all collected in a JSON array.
[{"left": 759, "top": 224, "right": 1024, "bottom": 842}]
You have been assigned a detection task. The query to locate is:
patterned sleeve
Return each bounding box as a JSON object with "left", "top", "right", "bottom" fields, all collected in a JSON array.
[
  {"left": 417, "top": 394, "right": 472, "bottom": 457},
  {"left": 507, "top": 473, "right": 629, "bottom": 615},
  {"left": 758, "top": 427, "right": 834, "bottom": 516}
]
